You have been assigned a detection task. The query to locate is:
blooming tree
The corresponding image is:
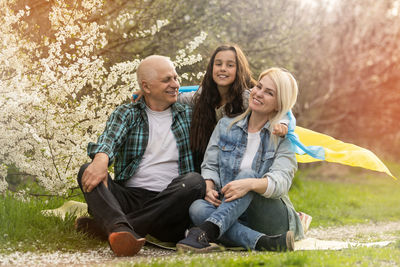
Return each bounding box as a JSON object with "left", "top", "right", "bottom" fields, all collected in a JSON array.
[{"left": 0, "top": 0, "right": 206, "bottom": 195}]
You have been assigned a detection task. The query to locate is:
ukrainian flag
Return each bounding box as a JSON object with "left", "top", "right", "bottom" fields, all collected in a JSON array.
[{"left": 286, "top": 111, "right": 396, "bottom": 180}]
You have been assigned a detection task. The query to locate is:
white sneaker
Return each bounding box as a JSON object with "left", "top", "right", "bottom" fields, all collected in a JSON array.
[{"left": 298, "top": 212, "right": 312, "bottom": 233}]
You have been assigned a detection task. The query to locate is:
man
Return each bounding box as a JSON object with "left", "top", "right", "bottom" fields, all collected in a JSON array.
[{"left": 76, "top": 55, "right": 206, "bottom": 257}]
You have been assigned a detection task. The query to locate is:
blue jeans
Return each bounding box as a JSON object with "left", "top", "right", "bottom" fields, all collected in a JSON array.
[{"left": 190, "top": 170, "right": 289, "bottom": 250}]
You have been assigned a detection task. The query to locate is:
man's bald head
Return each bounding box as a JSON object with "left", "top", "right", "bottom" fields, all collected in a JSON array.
[
  {"left": 136, "top": 55, "right": 174, "bottom": 90},
  {"left": 136, "top": 55, "right": 179, "bottom": 111}
]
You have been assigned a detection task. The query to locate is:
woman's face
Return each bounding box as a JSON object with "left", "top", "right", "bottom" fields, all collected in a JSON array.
[
  {"left": 249, "top": 75, "right": 278, "bottom": 116},
  {"left": 212, "top": 50, "right": 237, "bottom": 90}
]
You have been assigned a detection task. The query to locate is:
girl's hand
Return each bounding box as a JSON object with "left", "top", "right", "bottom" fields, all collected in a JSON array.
[
  {"left": 204, "top": 180, "right": 221, "bottom": 207},
  {"left": 272, "top": 123, "right": 288, "bottom": 137},
  {"left": 132, "top": 90, "right": 143, "bottom": 102},
  {"left": 221, "top": 179, "right": 253, "bottom": 202}
]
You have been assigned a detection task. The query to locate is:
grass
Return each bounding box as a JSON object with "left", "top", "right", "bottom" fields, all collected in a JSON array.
[
  {"left": 114, "top": 245, "right": 400, "bottom": 266},
  {"left": 0, "top": 189, "right": 105, "bottom": 253},
  {"left": 290, "top": 163, "right": 400, "bottom": 227},
  {"left": 0, "top": 163, "right": 400, "bottom": 266}
]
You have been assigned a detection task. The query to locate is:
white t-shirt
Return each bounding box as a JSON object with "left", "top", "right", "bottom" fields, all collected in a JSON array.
[
  {"left": 125, "top": 106, "right": 179, "bottom": 192},
  {"left": 240, "top": 131, "right": 261, "bottom": 170},
  {"left": 240, "top": 131, "right": 275, "bottom": 198}
]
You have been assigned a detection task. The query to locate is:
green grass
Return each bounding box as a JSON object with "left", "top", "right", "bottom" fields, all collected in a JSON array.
[
  {"left": 0, "top": 192, "right": 106, "bottom": 253},
  {"left": 114, "top": 245, "right": 400, "bottom": 266},
  {"left": 1, "top": 163, "right": 400, "bottom": 266},
  {"left": 290, "top": 163, "right": 400, "bottom": 227}
]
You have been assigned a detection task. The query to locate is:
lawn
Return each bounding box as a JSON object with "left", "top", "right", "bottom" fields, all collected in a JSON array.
[{"left": 1, "top": 162, "right": 400, "bottom": 266}]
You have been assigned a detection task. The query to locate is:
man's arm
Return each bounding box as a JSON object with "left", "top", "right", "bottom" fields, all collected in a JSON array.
[{"left": 81, "top": 152, "right": 109, "bottom": 193}]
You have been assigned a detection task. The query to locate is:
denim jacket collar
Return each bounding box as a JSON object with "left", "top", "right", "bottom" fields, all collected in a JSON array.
[{"left": 236, "top": 112, "right": 272, "bottom": 134}]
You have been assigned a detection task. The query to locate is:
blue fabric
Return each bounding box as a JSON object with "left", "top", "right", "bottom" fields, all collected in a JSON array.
[
  {"left": 132, "top": 86, "right": 200, "bottom": 100},
  {"left": 285, "top": 110, "right": 325, "bottom": 160},
  {"left": 179, "top": 85, "right": 199, "bottom": 92}
]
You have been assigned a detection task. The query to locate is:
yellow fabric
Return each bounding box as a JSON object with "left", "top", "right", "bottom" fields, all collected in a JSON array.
[{"left": 295, "top": 126, "right": 396, "bottom": 180}]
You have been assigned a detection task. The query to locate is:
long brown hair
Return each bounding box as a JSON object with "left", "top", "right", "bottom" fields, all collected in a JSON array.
[{"left": 190, "top": 44, "right": 255, "bottom": 158}]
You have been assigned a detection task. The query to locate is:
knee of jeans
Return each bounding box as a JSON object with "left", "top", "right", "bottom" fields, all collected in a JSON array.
[
  {"left": 77, "top": 163, "right": 90, "bottom": 186},
  {"left": 235, "top": 169, "right": 258, "bottom": 180},
  {"left": 189, "top": 199, "right": 212, "bottom": 226},
  {"left": 180, "top": 172, "right": 206, "bottom": 197}
]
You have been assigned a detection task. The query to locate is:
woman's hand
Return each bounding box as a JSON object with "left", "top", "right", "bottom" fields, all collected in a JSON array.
[
  {"left": 221, "top": 179, "right": 254, "bottom": 202},
  {"left": 272, "top": 123, "right": 288, "bottom": 137},
  {"left": 204, "top": 180, "right": 222, "bottom": 207}
]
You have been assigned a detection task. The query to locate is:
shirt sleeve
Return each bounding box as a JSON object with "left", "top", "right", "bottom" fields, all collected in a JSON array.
[
  {"left": 177, "top": 87, "right": 202, "bottom": 107},
  {"left": 87, "top": 105, "right": 132, "bottom": 165},
  {"left": 262, "top": 177, "right": 276, "bottom": 198},
  {"left": 201, "top": 119, "right": 223, "bottom": 189},
  {"left": 261, "top": 137, "right": 297, "bottom": 198},
  {"left": 242, "top": 89, "right": 251, "bottom": 110},
  {"left": 278, "top": 112, "right": 291, "bottom": 126}
]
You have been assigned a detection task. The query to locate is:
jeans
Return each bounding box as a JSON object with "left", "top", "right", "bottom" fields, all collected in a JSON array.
[
  {"left": 190, "top": 170, "right": 288, "bottom": 250},
  {"left": 77, "top": 163, "right": 206, "bottom": 243}
]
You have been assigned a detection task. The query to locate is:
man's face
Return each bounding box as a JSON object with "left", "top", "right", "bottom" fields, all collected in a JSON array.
[{"left": 143, "top": 60, "right": 180, "bottom": 111}]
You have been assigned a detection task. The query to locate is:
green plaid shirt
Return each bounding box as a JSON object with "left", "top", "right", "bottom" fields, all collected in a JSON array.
[{"left": 87, "top": 98, "right": 194, "bottom": 184}]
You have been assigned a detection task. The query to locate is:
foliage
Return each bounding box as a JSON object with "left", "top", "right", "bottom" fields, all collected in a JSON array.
[
  {"left": 0, "top": 0, "right": 206, "bottom": 195},
  {"left": 293, "top": 0, "right": 400, "bottom": 154}
]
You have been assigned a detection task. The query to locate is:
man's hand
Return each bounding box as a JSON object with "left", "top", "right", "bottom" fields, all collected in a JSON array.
[
  {"left": 221, "top": 179, "right": 253, "bottom": 202},
  {"left": 204, "top": 179, "right": 221, "bottom": 207},
  {"left": 81, "top": 153, "right": 109, "bottom": 193},
  {"left": 272, "top": 123, "right": 288, "bottom": 137}
]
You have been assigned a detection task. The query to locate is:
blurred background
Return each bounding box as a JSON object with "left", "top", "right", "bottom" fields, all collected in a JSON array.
[{"left": 6, "top": 0, "right": 400, "bottom": 181}]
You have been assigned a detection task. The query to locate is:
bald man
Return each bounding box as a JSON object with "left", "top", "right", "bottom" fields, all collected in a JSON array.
[{"left": 76, "top": 55, "right": 205, "bottom": 257}]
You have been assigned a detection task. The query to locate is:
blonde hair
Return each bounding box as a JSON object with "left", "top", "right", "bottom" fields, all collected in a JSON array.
[{"left": 230, "top": 67, "right": 298, "bottom": 146}]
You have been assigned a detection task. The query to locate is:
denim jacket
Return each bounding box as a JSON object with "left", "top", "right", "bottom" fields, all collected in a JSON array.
[{"left": 201, "top": 113, "right": 304, "bottom": 239}]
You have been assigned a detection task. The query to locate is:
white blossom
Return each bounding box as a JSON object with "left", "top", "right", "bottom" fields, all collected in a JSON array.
[{"left": 0, "top": 1, "right": 206, "bottom": 196}]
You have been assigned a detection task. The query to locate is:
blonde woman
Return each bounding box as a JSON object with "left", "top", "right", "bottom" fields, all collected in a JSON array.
[{"left": 177, "top": 68, "right": 303, "bottom": 252}]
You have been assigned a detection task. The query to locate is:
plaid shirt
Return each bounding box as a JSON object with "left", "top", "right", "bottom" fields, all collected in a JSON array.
[{"left": 87, "top": 98, "right": 194, "bottom": 184}]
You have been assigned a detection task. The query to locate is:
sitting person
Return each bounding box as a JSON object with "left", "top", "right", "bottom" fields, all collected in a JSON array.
[
  {"left": 177, "top": 67, "right": 304, "bottom": 252},
  {"left": 76, "top": 55, "right": 206, "bottom": 257}
]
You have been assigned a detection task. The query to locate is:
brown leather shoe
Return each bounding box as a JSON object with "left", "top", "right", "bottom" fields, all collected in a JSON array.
[{"left": 108, "top": 226, "right": 146, "bottom": 257}]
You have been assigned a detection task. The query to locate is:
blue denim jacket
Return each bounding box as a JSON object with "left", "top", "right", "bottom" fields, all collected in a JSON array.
[{"left": 201, "top": 113, "right": 304, "bottom": 239}]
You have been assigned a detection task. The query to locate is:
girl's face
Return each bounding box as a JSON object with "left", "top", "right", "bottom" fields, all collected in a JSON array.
[
  {"left": 212, "top": 50, "right": 237, "bottom": 90},
  {"left": 249, "top": 75, "right": 278, "bottom": 116}
]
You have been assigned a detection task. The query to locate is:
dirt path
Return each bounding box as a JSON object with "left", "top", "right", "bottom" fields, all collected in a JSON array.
[
  {"left": 306, "top": 220, "right": 400, "bottom": 242},
  {"left": 1, "top": 221, "right": 399, "bottom": 266}
]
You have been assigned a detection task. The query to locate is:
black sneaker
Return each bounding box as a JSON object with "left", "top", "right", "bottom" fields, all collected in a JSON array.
[
  {"left": 257, "top": 231, "right": 295, "bottom": 252},
  {"left": 74, "top": 216, "right": 108, "bottom": 241},
  {"left": 176, "top": 227, "right": 220, "bottom": 253},
  {"left": 108, "top": 225, "right": 146, "bottom": 257}
]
